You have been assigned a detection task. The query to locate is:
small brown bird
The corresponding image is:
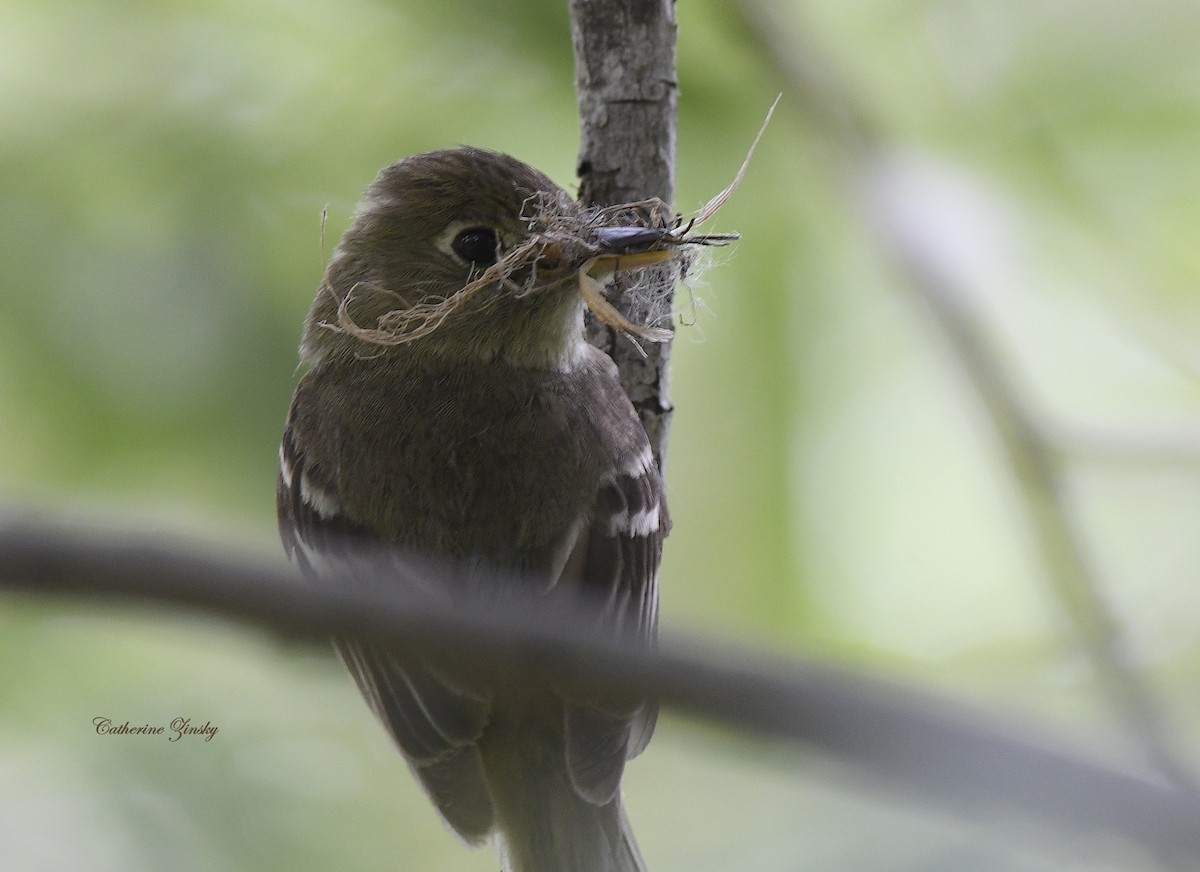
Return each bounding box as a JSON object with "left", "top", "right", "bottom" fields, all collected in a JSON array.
[{"left": 277, "top": 147, "right": 693, "bottom": 872}]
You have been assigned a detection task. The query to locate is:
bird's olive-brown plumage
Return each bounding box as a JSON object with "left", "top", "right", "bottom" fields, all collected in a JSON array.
[
  {"left": 278, "top": 147, "right": 670, "bottom": 872},
  {"left": 303, "top": 148, "right": 592, "bottom": 371}
]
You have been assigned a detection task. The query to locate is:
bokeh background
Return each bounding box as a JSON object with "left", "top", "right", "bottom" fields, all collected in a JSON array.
[{"left": 3, "top": 0, "right": 1200, "bottom": 869}]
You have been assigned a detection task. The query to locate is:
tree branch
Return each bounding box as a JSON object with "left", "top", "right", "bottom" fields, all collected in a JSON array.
[
  {"left": 570, "top": 0, "right": 679, "bottom": 468},
  {"left": 734, "top": 0, "right": 1200, "bottom": 802},
  {"left": 1, "top": 514, "right": 1199, "bottom": 864}
]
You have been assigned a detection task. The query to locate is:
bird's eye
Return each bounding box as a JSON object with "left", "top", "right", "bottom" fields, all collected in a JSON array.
[{"left": 451, "top": 226, "right": 500, "bottom": 267}]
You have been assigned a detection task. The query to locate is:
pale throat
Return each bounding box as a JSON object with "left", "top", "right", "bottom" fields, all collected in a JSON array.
[{"left": 496, "top": 289, "right": 589, "bottom": 373}]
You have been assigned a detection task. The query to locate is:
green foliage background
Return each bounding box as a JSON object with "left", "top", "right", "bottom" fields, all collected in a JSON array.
[{"left": 3, "top": 0, "right": 1200, "bottom": 869}]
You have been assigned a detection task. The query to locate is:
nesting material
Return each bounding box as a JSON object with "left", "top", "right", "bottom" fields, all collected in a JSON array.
[{"left": 329, "top": 96, "right": 777, "bottom": 350}]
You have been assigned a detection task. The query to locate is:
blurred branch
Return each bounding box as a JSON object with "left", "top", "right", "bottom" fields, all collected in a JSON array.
[
  {"left": 1052, "top": 424, "right": 1200, "bottom": 468},
  {"left": 873, "top": 186, "right": 1200, "bottom": 803},
  {"left": 570, "top": 0, "right": 678, "bottom": 467},
  {"left": 2, "top": 514, "right": 1200, "bottom": 864},
  {"left": 733, "top": 0, "right": 1200, "bottom": 801}
]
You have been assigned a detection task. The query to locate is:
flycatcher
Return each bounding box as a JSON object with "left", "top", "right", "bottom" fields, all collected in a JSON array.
[{"left": 277, "top": 147, "right": 700, "bottom": 872}]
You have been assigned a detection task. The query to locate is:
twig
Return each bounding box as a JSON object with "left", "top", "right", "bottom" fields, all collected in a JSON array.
[
  {"left": 1051, "top": 424, "right": 1200, "bottom": 468},
  {"left": 878, "top": 211, "right": 1200, "bottom": 802},
  {"left": 733, "top": 0, "right": 1200, "bottom": 801}
]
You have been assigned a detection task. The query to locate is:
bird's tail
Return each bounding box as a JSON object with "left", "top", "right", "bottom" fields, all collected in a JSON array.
[{"left": 491, "top": 757, "right": 647, "bottom": 872}]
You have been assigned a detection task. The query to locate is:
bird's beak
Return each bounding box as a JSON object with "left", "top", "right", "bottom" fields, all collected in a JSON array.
[
  {"left": 586, "top": 226, "right": 678, "bottom": 279},
  {"left": 572, "top": 224, "right": 679, "bottom": 344}
]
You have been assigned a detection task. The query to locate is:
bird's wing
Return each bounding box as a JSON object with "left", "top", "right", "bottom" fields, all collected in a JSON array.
[
  {"left": 561, "top": 446, "right": 669, "bottom": 806},
  {"left": 277, "top": 426, "right": 496, "bottom": 843}
]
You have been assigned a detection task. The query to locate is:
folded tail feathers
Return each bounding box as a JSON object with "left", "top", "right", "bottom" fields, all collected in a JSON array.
[
  {"left": 486, "top": 728, "right": 647, "bottom": 872},
  {"left": 495, "top": 783, "right": 646, "bottom": 872}
]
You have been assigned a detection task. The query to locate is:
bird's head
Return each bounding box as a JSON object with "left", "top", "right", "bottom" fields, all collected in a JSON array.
[{"left": 302, "top": 147, "right": 692, "bottom": 371}]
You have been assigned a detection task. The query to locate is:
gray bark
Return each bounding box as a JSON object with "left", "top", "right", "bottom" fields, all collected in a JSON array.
[{"left": 569, "top": 0, "right": 679, "bottom": 471}]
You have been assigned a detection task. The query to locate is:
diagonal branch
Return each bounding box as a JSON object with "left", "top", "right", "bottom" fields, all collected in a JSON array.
[
  {"left": 1, "top": 515, "right": 1199, "bottom": 864},
  {"left": 734, "top": 0, "right": 1200, "bottom": 801}
]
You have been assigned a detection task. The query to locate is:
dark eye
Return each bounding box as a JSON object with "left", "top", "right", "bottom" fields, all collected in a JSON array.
[{"left": 451, "top": 226, "right": 500, "bottom": 267}]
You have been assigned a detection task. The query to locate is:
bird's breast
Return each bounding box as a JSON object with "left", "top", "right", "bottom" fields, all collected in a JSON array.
[{"left": 291, "top": 353, "right": 619, "bottom": 572}]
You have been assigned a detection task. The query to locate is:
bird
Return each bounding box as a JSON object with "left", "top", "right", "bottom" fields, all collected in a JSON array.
[{"left": 277, "top": 146, "right": 682, "bottom": 872}]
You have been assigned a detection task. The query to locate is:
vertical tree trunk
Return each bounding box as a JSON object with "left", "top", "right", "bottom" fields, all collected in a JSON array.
[{"left": 569, "top": 0, "right": 679, "bottom": 471}]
